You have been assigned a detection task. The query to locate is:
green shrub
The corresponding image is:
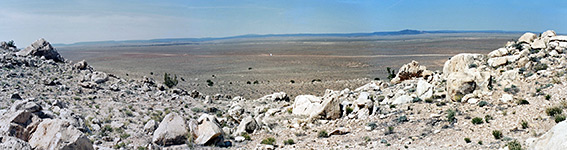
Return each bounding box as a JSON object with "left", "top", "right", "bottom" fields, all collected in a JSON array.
[
  {"left": 478, "top": 140, "right": 483, "bottom": 145},
  {"left": 241, "top": 133, "right": 251, "bottom": 140},
  {"left": 492, "top": 130, "right": 502, "bottom": 139},
  {"left": 386, "top": 67, "right": 396, "bottom": 80},
  {"left": 346, "top": 107, "right": 354, "bottom": 114},
  {"left": 453, "top": 93, "right": 464, "bottom": 102},
  {"left": 464, "top": 137, "right": 471, "bottom": 143},
  {"left": 478, "top": 101, "right": 489, "bottom": 107},
  {"left": 471, "top": 117, "right": 484, "bottom": 124},
  {"left": 284, "top": 139, "right": 295, "bottom": 145},
  {"left": 546, "top": 107, "right": 563, "bottom": 116},
  {"left": 290, "top": 80, "right": 295, "bottom": 83},
  {"left": 206, "top": 79, "right": 214, "bottom": 86},
  {"left": 468, "top": 63, "right": 478, "bottom": 68},
  {"left": 163, "top": 73, "right": 178, "bottom": 88},
  {"left": 545, "top": 94, "right": 552, "bottom": 100},
  {"left": 447, "top": 109, "right": 456, "bottom": 123},
  {"left": 120, "top": 133, "right": 130, "bottom": 139},
  {"left": 397, "top": 115, "right": 408, "bottom": 123},
  {"left": 6, "top": 40, "right": 15, "bottom": 47},
  {"left": 385, "top": 126, "right": 394, "bottom": 135},
  {"left": 424, "top": 98, "right": 434, "bottom": 103},
  {"left": 555, "top": 115, "right": 566, "bottom": 123},
  {"left": 521, "top": 120, "right": 529, "bottom": 129},
  {"left": 261, "top": 137, "right": 276, "bottom": 145},
  {"left": 506, "top": 140, "right": 522, "bottom": 150},
  {"left": 363, "top": 136, "right": 371, "bottom": 142},
  {"left": 534, "top": 63, "right": 548, "bottom": 71},
  {"left": 517, "top": 99, "right": 529, "bottom": 105},
  {"left": 318, "top": 130, "right": 329, "bottom": 138}
]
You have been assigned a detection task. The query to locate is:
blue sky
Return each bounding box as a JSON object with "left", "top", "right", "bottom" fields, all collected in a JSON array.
[{"left": 0, "top": 0, "right": 565, "bottom": 45}]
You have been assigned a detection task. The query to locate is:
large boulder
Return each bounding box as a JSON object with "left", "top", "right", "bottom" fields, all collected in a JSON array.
[
  {"left": 0, "top": 135, "right": 32, "bottom": 150},
  {"left": 443, "top": 53, "right": 491, "bottom": 101},
  {"left": 193, "top": 114, "right": 224, "bottom": 145},
  {"left": 315, "top": 90, "right": 342, "bottom": 119},
  {"left": 391, "top": 60, "right": 431, "bottom": 84},
  {"left": 292, "top": 95, "right": 323, "bottom": 117},
  {"left": 0, "top": 110, "right": 33, "bottom": 140},
  {"left": 233, "top": 116, "right": 259, "bottom": 136},
  {"left": 16, "top": 38, "right": 64, "bottom": 62},
  {"left": 152, "top": 113, "right": 188, "bottom": 146},
  {"left": 28, "top": 119, "right": 93, "bottom": 150},
  {"left": 416, "top": 79, "right": 433, "bottom": 100},
  {"left": 528, "top": 121, "right": 567, "bottom": 150},
  {"left": 518, "top": 32, "right": 537, "bottom": 44}
]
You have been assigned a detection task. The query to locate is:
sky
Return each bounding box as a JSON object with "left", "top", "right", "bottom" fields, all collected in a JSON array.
[{"left": 0, "top": 0, "right": 566, "bottom": 45}]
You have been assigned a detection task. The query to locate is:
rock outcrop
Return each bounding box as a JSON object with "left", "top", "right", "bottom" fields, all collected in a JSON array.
[
  {"left": 28, "top": 119, "right": 93, "bottom": 150},
  {"left": 152, "top": 113, "right": 188, "bottom": 146},
  {"left": 391, "top": 60, "right": 431, "bottom": 84},
  {"left": 16, "top": 38, "right": 64, "bottom": 62}
]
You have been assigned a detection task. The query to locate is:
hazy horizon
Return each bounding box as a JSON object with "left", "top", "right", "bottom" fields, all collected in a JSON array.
[{"left": 1, "top": 0, "right": 566, "bottom": 45}]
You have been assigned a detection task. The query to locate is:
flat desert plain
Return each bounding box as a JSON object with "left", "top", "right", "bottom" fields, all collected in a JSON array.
[{"left": 58, "top": 33, "right": 520, "bottom": 99}]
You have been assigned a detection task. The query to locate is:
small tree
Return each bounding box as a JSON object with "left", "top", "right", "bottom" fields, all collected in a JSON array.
[
  {"left": 6, "top": 40, "right": 15, "bottom": 47},
  {"left": 387, "top": 67, "right": 396, "bottom": 80},
  {"left": 163, "top": 73, "right": 178, "bottom": 88}
]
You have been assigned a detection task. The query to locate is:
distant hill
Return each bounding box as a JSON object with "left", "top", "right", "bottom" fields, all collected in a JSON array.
[{"left": 53, "top": 29, "right": 527, "bottom": 47}]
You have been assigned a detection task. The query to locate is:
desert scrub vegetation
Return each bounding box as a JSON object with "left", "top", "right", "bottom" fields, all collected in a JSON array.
[
  {"left": 546, "top": 106, "right": 563, "bottom": 116},
  {"left": 446, "top": 109, "right": 456, "bottom": 123},
  {"left": 464, "top": 137, "right": 471, "bottom": 143},
  {"left": 521, "top": 120, "right": 529, "bottom": 129},
  {"left": 206, "top": 79, "right": 214, "bottom": 86},
  {"left": 386, "top": 67, "right": 396, "bottom": 80},
  {"left": 163, "top": 73, "right": 178, "bottom": 88},
  {"left": 504, "top": 85, "right": 519, "bottom": 94},
  {"left": 284, "top": 139, "right": 295, "bottom": 145},
  {"left": 492, "top": 130, "right": 502, "bottom": 139},
  {"left": 471, "top": 117, "right": 484, "bottom": 124},
  {"left": 555, "top": 115, "right": 566, "bottom": 123},
  {"left": 506, "top": 140, "right": 522, "bottom": 150},
  {"left": 478, "top": 101, "right": 489, "bottom": 107},
  {"left": 261, "top": 137, "right": 276, "bottom": 145},
  {"left": 318, "top": 130, "right": 329, "bottom": 138}
]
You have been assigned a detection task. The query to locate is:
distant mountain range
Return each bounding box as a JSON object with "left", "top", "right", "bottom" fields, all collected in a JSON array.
[{"left": 53, "top": 29, "right": 528, "bottom": 47}]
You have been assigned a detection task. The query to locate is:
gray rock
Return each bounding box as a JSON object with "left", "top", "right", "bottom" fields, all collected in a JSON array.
[
  {"left": 16, "top": 38, "right": 64, "bottom": 62},
  {"left": 292, "top": 95, "right": 323, "bottom": 117},
  {"left": 144, "top": 120, "right": 157, "bottom": 134},
  {"left": 194, "top": 114, "right": 224, "bottom": 145},
  {"left": 518, "top": 32, "right": 537, "bottom": 44},
  {"left": 91, "top": 72, "right": 108, "bottom": 84},
  {"left": 152, "top": 113, "right": 188, "bottom": 146},
  {"left": 73, "top": 60, "right": 89, "bottom": 70},
  {"left": 416, "top": 79, "right": 433, "bottom": 100},
  {"left": 529, "top": 121, "right": 567, "bottom": 150},
  {"left": 28, "top": 119, "right": 93, "bottom": 150},
  {"left": 0, "top": 135, "right": 32, "bottom": 150},
  {"left": 234, "top": 116, "right": 258, "bottom": 136},
  {"left": 391, "top": 60, "right": 431, "bottom": 84},
  {"left": 392, "top": 95, "right": 412, "bottom": 105}
]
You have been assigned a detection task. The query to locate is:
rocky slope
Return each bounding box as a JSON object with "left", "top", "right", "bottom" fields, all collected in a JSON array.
[{"left": 1, "top": 30, "right": 567, "bottom": 150}]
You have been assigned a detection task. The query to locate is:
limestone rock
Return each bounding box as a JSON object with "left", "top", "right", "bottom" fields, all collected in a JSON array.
[
  {"left": 488, "top": 57, "right": 508, "bottom": 67},
  {"left": 0, "top": 135, "right": 32, "bottom": 150},
  {"left": 500, "top": 94, "right": 514, "bottom": 103},
  {"left": 194, "top": 114, "right": 224, "bottom": 145},
  {"left": 73, "top": 60, "right": 90, "bottom": 70},
  {"left": 152, "top": 113, "right": 188, "bottom": 146},
  {"left": 16, "top": 38, "right": 64, "bottom": 62},
  {"left": 529, "top": 121, "right": 567, "bottom": 150},
  {"left": 144, "top": 120, "right": 157, "bottom": 134},
  {"left": 518, "top": 32, "right": 537, "bottom": 44},
  {"left": 234, "top": 116, "right": 258, "bottom": 135},
  {"left": 392, "top": 95, "right": 412, "bottom": 105},
  {"left": 90, "top": 72, "right": 109, "bottom": 84},
  {"left": 442, "top": 53, "right": 486, "bottom": 78},
  {"left": 416, "top": 79, "right": 433, "bottom": 100},
  {"left": 316, "top": 90, "right": 342, "bottom": 119},
  {"left": 391, "top": 60, "right": 430, "bottom": 84},
  {"left": 28, "top": 119, "right": 93, "bottom": 150},
  {"left": 292, "top": 95, "right": 323, "bottom": 117}
]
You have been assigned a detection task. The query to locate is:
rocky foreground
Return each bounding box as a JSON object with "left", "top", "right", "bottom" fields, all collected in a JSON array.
[{"left": 1, "top": 30, "right": 567, "bottom": 150}]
